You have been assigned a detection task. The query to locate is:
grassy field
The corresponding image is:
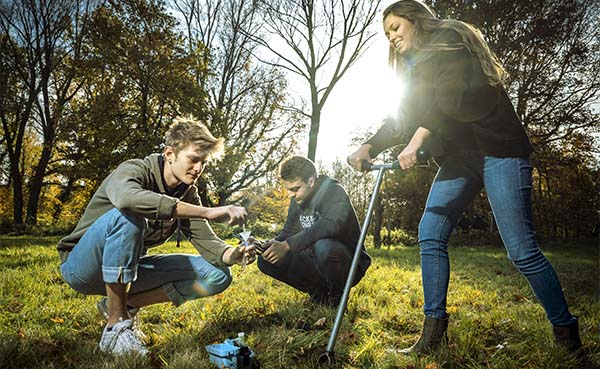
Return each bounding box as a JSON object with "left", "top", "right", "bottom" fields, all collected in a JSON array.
[{"left": 0, "top": 235, "right": 598, "bottom": 369}]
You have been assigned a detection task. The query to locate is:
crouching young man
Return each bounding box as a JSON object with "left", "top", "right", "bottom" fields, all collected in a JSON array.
[
  {"left": 57, "top": 116, "right": 254, "bottom": 355},
  {"left": 257, "top": 156, "right": 371, "bottom": 307}
]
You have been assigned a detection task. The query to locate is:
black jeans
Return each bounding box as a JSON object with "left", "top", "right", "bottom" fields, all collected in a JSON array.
[{"left": 257, "top": 238, "right": 366, "bottom": 303}]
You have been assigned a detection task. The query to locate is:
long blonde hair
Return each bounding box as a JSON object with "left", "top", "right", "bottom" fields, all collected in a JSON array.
[{"left": 383, "top": 0, "right": 508, "bottom": 86}]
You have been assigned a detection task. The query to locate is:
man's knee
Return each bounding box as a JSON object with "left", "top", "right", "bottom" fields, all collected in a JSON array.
[
  {"left": 257, "top": 256, "right": 280, "bottom": 278},
  {"left": 313, "top": 238, "right": 349, "bottom": 264},
  {"left": 109, "top": 208, "right": 146, "bottom": 238},
  {"left": 314, "top": 238, "right": 349, "bottom": 259},
  {"left": 206, "top": 267, "right": 233, "bottom": 295},
  {"left": 183, "top": 267, "right": 233, "bottom": 301}
]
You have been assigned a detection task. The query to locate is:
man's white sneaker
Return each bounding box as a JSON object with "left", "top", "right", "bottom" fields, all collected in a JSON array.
[
  {"left": 98, "top": 319, "right": 149, "bottom": 356},
  {"left": 96, "top": 297, "right": 146, "bottom": 339}
]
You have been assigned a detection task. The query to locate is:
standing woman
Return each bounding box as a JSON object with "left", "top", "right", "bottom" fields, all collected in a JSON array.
[{"left": 348, "top": 0, "right": 582, "bottom": 355}]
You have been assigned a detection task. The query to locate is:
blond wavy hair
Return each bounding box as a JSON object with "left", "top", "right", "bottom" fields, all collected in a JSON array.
[
  {"left": 165, "top": 115, "right": 224, "bottom": 159},
  {"left": 383, "top": 0, "right": 508, "bottom": 86}
]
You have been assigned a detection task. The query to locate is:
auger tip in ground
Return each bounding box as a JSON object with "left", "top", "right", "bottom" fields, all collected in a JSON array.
[{"left": 317, "top": 351, "right": 335, "bottom": 366}]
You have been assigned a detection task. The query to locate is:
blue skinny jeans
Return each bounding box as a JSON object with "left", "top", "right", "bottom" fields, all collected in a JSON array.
[
  {"left": 60, "top": 208, "right": 232, "bottom": 306},
  {"left": 418, "top": 152, "right": 574, "bottom": 326}
]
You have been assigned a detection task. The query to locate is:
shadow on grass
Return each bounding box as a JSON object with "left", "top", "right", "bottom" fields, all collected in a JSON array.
[
  {"left": 0, "top": 236, "right": 61, "bottom": 269},
  {"left": 1, "top": 332, "right": 171, "bottom": 369},
  {"left": 1, "top": 333, "right": 95, "bottom": 369},
  {"left": 0, "top": 256, "right": 59, "bottom": 270},
  {"left": 370, "top": 243, "right": 599, "bottom": 299},
  {"left": 193, "top": 299, "right": 349, "bottom": 364},
  {"left": 0, "top": 236, "right": 60, "bottom": 249},
  {"left": 0, "top": 251, "right": 59, "bottom": 269},
  {"left": 199, "top": 300, "right": 341, "bottom": 335}
]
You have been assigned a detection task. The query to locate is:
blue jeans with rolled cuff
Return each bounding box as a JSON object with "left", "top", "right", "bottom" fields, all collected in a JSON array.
[
  {"left": 418, "top": 152, "right": 574, "bottom": 326},
  {"left": 60, "top": 208, "right": 231, "bottom": 306}
]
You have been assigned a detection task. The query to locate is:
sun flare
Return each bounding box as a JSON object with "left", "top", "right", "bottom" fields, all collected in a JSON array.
[{"left": 317, "top": 36, "right": 406, "bottom": 164}]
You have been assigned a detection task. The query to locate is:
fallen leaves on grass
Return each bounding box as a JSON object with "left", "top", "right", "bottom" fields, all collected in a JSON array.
[
  {"left": 340, "top": 331, "right": 358, "bottom": 345},
  {"left": 6, "top": 299, "right": 23, "bottom": 313},
  {"left": 312, "top": 317, "right": 327, "bottom": 330},
  {"left": 513, "top": 293, "right": 529, "bottom": 302},
  {"left": 447, "top": 306, "right": 458, "bottom": 314}
]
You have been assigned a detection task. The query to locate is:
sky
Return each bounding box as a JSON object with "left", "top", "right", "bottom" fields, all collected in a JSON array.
[
  {"left": 314, "top": 34, "right": 396, "bottom": 165},
  {"left": 309, "top": 0, "right": 405, "bottom": 165}
]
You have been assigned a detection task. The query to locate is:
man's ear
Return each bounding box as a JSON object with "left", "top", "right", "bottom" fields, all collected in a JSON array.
[
  {"left": 163, "top": 146, "right": 175, "bottom": 164},
  {"left": 308, "top": 176, "right": 316, "bottom": 188}
]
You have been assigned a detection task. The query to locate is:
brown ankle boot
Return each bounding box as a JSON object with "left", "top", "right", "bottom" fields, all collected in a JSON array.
[
  {"left": 553, "top": 318, "right": 583, "bottom": 353},
  {"left": 400, "top": 316, "right": 448, "bottom": 354}
]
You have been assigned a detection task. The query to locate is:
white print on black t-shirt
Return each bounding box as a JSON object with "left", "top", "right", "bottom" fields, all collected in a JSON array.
[{"left": 299, "top": 214, "right": 318, "bottom": 229}]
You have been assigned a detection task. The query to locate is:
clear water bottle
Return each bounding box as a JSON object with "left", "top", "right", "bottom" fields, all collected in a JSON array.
[
  {"left": 236, "top": 332, "right": 252, "bottom": 368},
  {"left": 237, "top": 332, "right": 246, "bottom": 347}
]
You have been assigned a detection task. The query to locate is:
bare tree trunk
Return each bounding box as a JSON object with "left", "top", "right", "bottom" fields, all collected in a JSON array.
[
  {"left": 544, "top": 174, "right": 557, "bottom": 238},
  {"left": 307, "top": 109, "right": 320, "bottom": 161},
  {"left": 0, "top": 53, "right": 38, "bottom": 225},
  {"left": 26, "top": 139, "right": 53, "bottom": 225},
  {"left": 9, "top": 162, "right": 24, "bottom": 224},
  {"left": 52, "top": 177, "right": 75, "bottom": 221}
]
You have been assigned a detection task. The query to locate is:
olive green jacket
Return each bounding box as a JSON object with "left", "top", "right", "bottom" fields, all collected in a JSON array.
[{"left": 57, "top": 153, "right": 231, "bottom": 266}]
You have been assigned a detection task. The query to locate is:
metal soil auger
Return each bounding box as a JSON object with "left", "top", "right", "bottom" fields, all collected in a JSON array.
[{"left": 318, "top": 148, "right": 431, "bottom": 366}]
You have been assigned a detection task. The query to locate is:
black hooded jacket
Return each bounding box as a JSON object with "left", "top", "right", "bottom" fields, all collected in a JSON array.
[{"left": 276, "top": 175, "right": 371, "bottom": 273}]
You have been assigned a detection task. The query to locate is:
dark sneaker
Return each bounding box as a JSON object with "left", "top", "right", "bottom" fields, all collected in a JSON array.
[
  {"left": 327, "top": 293, "right": 342, "bottom": 308},
  {"left": 307, "top": 291, "right": 341, "bottom": 308},
  {"left": 308, "top": 289, "right": 329, "bottom": 305}
]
